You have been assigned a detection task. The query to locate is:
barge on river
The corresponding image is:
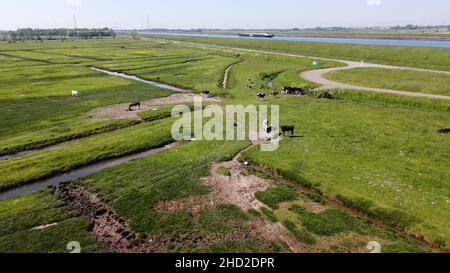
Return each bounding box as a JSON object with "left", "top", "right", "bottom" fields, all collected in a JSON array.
[{"left": 238, "top": 33, "right": 274, "bottom": 38}]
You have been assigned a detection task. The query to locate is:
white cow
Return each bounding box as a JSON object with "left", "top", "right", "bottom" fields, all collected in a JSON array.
[{"left": 72, "top": 90, "right": 79, "bottom": 97}]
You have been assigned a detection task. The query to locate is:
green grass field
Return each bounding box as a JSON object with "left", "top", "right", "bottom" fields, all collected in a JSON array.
[
  {"left": 147, "top": 34, "right": 450, "bottom": 71},
  {"left": 324, "top": 68, "right": 450, "bottom": 96},
  {"left": 0, "top": 36, "right": 449, "bottom": 253},
  {"left": 0, "top": 189, "right": 107, "bottom": 253}
]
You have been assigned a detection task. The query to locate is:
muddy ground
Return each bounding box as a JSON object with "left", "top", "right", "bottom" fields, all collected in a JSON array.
[{"left": 88, "top": 93, "right": 221, "bottom": 120}]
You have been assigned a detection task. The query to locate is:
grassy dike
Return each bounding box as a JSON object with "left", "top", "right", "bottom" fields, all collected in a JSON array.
[{"left": 148, "top": 34, "right": 450, "bottom": 71}]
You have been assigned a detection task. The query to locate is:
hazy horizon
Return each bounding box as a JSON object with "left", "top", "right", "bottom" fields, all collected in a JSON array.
[{"left": 1, "top": 0, "right": 449, "bottom": 31}]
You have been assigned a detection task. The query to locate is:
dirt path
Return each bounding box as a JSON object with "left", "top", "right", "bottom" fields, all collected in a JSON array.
[
  {"left": 222, "top": 65, "right": 233, "bottom": 89},
  {"left": 147, "top": 37, "right": 450, "bottom": 100},
  {"left": 301, "top": 61, "right": 450, "bottom": 100},
  {"left": 88, "top": 93, "right": 221, "bottom": 120}
]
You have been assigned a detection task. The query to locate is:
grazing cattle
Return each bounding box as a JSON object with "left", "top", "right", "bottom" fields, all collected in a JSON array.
[
  {"left": 201, "top": 90, "right": 210, "bottom": 95},
  {"left": 128, "top": 102, "right": 141, "bottom": 111},
  {"left": 257, "top": 93, "right": 266, "bottom": 99},
  {"left": 281, "top": 125, "right": 295, "bottom": 136},
  {"left": 271, "top": 91, "right": 279, "bottom": 97},
  {"left": 282, "top": 87, "right": 311, "bottom": 96},
  {"left": 438, "top": 128, "right": 450, "bottom": 134},
  {"left": 71, "top": 90, "right": 79, "bottom": 97}
]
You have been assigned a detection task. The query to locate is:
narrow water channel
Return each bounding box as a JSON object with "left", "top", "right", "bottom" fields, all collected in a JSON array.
[
  {"left": 91, "top": 67, "right": 187, "bottom": 93},
  {"left": 1, "top": 68, "right": 188, "bottom": 161},
  {"left": 0, "top": 142, "right": 182, "bottom": 201}
]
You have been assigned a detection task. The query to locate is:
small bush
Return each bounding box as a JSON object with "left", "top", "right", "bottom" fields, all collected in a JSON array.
[
  {"left": 282, "top": 219, "right": 316, "bottom": 245},
  {"left": 313, "top": 90, "right": 336, "bottom": 100},
  {"left": 248, "top": 208, "right": 261, "bottom": 218},
  {"left": 336, "top": 195, "right": 374, "bottom": 212},
  {"left": 217, "top": 204, "right": 248, "bottom": 221},
  {"left": 368, "top": 208, "right": 420, "bottom": 230},
  {"left": 255, "top": 185, "right": 298, "bottom": 209},
  {"left": 305, "top": 192, "right": 325, "bottom": 204},
  {"left": 433, "top": 237, "right": 447, "bottom": 248},
  {"left": 261, "top": 207, "right": 278, "bottom": 222}
]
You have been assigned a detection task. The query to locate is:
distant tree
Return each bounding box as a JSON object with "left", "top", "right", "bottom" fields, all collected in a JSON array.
[
  {"left": 6, "top": 28, "right": 114, "bottom": 41},
  {"left": 8, "top": 31, "right": 17, "bottom": 43},
  {"left": 130, "top": 31, "right": 139, "bottom": 39}
]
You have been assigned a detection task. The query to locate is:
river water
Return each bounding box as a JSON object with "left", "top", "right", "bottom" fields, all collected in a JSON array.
[
  {"left": 141, "top": 32, "right": 450, "bottom": 49},
  {"left": 91, "top": 67, "right": 187, "bottom": 93},
  {"left": 0, "top": 143, "right": 181, "bottom": 201}
]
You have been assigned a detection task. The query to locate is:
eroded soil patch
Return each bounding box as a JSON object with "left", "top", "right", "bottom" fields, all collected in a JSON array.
[
  {"left": 158, "top": 156, "right": 272, "bottom": 214},
  {"left": 89, "top": 93, "right": 221, "bottom": 120},
  {"left": 54, "top": 185, "right": 152, "bottom": 253},
  {"left": 158, "top": 155, "right": 300, "bottom": 252}
]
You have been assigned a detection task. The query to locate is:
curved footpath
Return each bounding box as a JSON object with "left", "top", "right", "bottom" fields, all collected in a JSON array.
[
  {"left": 222, "top": 64, "right": 233, "bottom": 89},
  {"left": 148, "top": 37, "right": 450, "bottom": 100},
  {"left": 301, "top": 61, "right": 450, "bottom": 100}
]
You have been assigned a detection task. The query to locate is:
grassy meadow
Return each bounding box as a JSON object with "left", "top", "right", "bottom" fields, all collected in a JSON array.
[
  {"left": 147, "top": 34, "right": 450, "bottom": 71},
  {"left": 0, "top": 36, "right": 449, "bottom": 252},
  {"left": 324, "top": 68, "right": 450, "bottom": 96}
]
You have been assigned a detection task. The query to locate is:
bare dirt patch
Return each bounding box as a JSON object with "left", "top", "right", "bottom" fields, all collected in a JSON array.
[
  {"left": 158, "top": 155, "right": 272, "bottom": 214},
  {"left": 157, "top": 154, "right": 301, "bottom": 252},
  {"left": 54, "top": 185, "right": 154, "bottom": 253},
  {"left": 88, "top": 93, "right": 221, "bottom": 120}
]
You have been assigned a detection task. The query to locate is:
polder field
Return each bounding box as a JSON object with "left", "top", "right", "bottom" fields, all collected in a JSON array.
[{"left": 0, "top": 35, "right": 449, "bottom": 253}]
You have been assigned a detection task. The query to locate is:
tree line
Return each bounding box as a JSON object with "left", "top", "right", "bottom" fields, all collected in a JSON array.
[{"left": 0, "top": 28, "right": 117, "bottom": 43}]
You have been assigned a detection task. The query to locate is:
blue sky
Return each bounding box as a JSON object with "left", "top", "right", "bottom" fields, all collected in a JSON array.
[{"left": 0, "top": 0, "right": 449, "bottom": 30}]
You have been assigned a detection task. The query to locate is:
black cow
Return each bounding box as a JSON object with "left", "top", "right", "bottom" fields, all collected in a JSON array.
[
  {"left": 281, "top": 125, "right": 295, "bottom": 136},
  {"left": 201, "top": 90, "right": 210, "bottom": 95},
  {"left": 128, "top": 102, "right": 141, "bottom": 111},
  {"left": 438, "top": 128, "right": 450, "bottom": 134},
  {"left": 257, "top": 93, "right": 266, "bottom": 99},
  {"left": 271, "top": 91, "right": 279, "bottom": 97},
  {"left": 282, "top": 87, "right": 311, "bottom": 96}
]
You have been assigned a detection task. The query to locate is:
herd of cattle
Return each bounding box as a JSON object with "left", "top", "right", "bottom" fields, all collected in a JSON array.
[{"left": 256, "top": 86, "right": 312, "bottom": 99}]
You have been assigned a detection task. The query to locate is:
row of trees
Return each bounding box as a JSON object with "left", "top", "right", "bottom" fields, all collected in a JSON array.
[
  {"left": 0, "top": 28, "right": 117, "bottom": 42},
  {"left": 391, "top": 25, "right": 450, "bottom": 31}
]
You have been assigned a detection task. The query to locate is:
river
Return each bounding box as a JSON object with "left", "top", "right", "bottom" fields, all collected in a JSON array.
[
  {"left": 141, "top": 32, "right": 450, "bottom": 49},
  {"left": 0, "top": 143, "right": 181, "bottom": 201}
]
